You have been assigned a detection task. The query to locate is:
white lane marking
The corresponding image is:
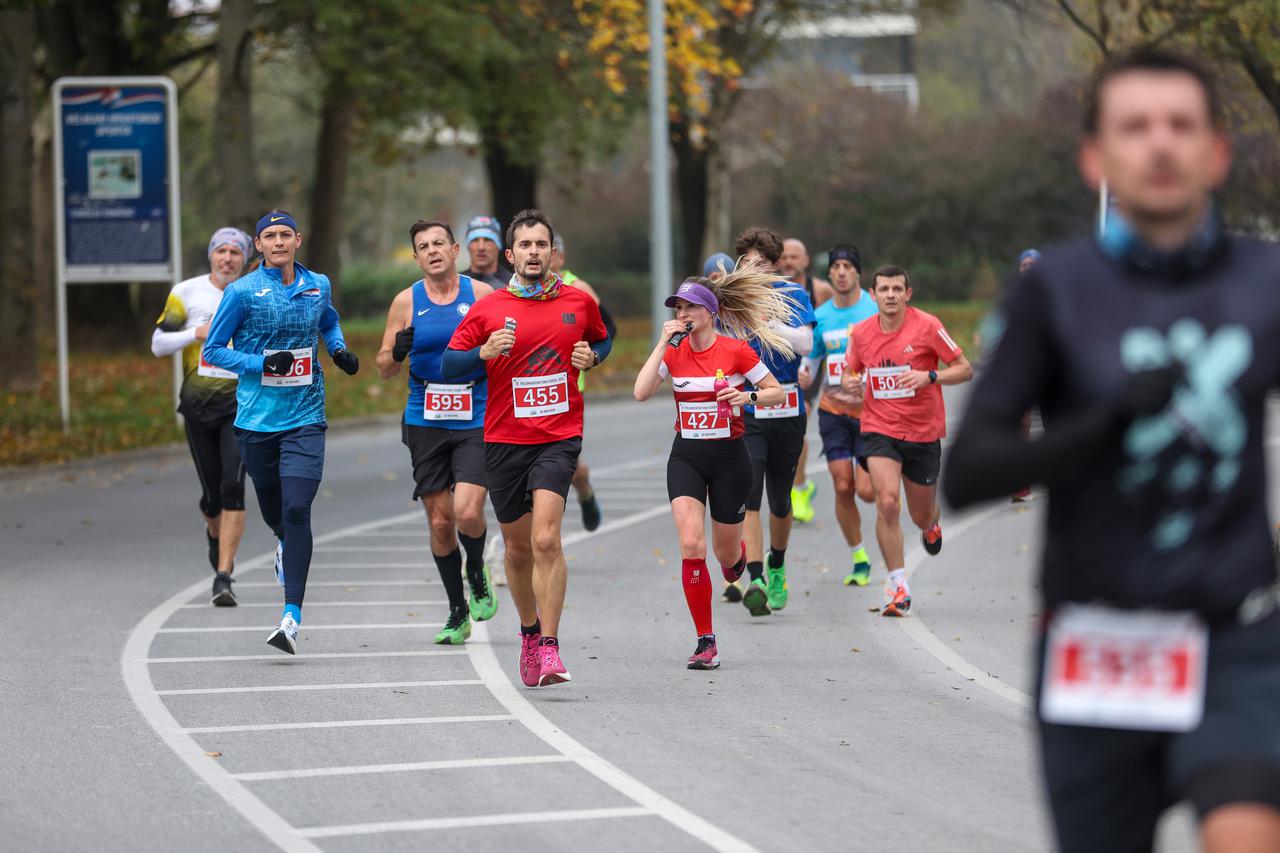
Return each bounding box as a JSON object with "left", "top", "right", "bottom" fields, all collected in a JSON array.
[
  {"left": 147, "top": 649, "right": 467, "bottom": 664},
  {"left": 178, "top": 600, "right": 445, "bottom": 609},
  {"left": 183, "top": 714, "right": 514, "bottom": 734},
  {"left": 157, "top": 679, "right": 482, "bottom": 696},
  {"left": 232, "top": 754, "right": 571, "bottom": 782},
  {"left": 467, "top": 622, "right": 759, "bottom": 853},
  {"left": 156, "top": 623, "right": 436, "bottom": 633},
  {"left": 313, "top": 546, "right": 429, "bottom": 552},
  {"left": 297, "top": 807, "right": 654, "bottom": 839},
  {"left": 333, "top": 531, "right": 428, "bottom": 538},
  {"left": 893, "top": 505, "right": 1035, "bottom": 709},
  {"left": 308, "top": 562, "right": 427, "bottom": 569},
  {"left": 232, "top": 579, "right": 435, "bottom": 588}
]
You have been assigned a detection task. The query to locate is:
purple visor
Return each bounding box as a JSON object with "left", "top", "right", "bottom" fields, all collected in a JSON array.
[{"left": 664, "top": 280, "right": 719, "bottom": 314}]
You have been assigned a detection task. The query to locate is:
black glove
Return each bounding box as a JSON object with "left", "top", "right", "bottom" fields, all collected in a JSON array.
[
  {"left": 332, "top": 348, "right": 360, "bottom": 376},
  {"left": 262, "top": 350, "right": 295, "bottom": 376},
  {"left": 1119, "top": 364, "right": 1183, "bottom": 419},
  {"left": 392, "top": 327, "right": 414, "bottom": 362}
]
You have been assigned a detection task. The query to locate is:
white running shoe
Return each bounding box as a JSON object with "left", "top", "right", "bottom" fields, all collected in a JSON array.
[
  {"left": 274, "top": 540, "right": 285, "bottom": 587},
  {"left": 484, "top": 535, "right": 507, "bottom": 587},
  {"left": 266, "top": 614, "right": 298, "bottom": 655}
]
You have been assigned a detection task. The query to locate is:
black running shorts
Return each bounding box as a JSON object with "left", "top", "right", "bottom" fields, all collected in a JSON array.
[
  {"left": 744, "top": 413, "right": 806, "bottom": 516},
  {"left": 666, "top": 435, "right": 753, "bottom": 525},
  {"left": 859, "top": 432, "right": 941, "bottom": 486},
  {"left": 1037, "top": 610, "right": 1280, "bottom": 853},
  {"left": 402, "top": 421, "right": 486, "bottom": 499},
  {"left": 818, "top": 409, "right": 864, "bottom": 464},
  {"left": 484, "top": 438, "right": 582, "bottom": 524}
]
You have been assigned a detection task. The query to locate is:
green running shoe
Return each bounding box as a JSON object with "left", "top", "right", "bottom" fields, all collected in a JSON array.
[
  {"left": 791, "top": 480, "right": 816, "bottom": 524},
  {"left": 766, "top": 564, "right": 789, "bottom": 610},
  {"left": 743, "top": 577, "right": 772, "bottom": 617},
  {"left": 843, "top": 560, "right": 872, "bottom": 587},
  {"left": 468, "top": 564, "right": 498, "bottom": 622},
  {"left": 434, "top": 606, "right": 472, "bottom": 645}
]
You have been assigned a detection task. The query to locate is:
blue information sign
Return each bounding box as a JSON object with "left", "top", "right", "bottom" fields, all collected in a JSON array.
[{"left": 54, "top": 79, "right": 178, "bottom": 281}]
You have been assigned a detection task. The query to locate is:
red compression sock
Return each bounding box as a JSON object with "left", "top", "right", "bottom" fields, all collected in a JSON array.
[{"left": 681, "top": 558, "right": 713, "bottom": 636}]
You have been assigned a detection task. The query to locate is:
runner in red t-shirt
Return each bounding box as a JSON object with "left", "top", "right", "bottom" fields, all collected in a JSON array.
[
  {"left": 842, "top": 265, "right": 973, "bottom": 617},
  {"left": 633, "top": 261, "right": 796, "bottom": 669},
  {"left": 444, "top": 209, "right": 609, "bottom": 688}
]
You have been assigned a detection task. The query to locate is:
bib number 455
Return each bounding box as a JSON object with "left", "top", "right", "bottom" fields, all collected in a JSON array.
[{"left": 512, "top": 372, "right": 570, "bottom": 418}]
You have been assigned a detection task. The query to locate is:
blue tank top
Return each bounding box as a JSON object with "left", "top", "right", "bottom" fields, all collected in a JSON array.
[{"left": 404, "top": 276, "right": 487, "bottom": 429}]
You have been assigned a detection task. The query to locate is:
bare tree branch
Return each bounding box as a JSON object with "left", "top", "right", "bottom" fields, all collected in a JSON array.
[{"left": 1056, "top": 0, "right": 1108, "bottom": 54}]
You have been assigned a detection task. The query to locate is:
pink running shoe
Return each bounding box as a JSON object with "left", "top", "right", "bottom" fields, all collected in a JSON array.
[
  {"left": 687, "top": 634, "right": 719, "bottom": 670},
  {"left": 519, "top": 632, "right": 541, "bottom": 687},
  {"left": 536, "top": 640, "right": 571, "bottom": 686}
]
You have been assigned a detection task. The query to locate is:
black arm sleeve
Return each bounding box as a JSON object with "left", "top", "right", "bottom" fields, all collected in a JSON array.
[{"left": 600, "top": 302, "right": 617, "bottom": 340}]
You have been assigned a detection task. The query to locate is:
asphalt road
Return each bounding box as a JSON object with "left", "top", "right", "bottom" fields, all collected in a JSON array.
[{"left": 0, "top": 390, "right": 1229, "bottom": 852}]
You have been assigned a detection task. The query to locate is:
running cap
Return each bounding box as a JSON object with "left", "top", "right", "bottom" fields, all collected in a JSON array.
[
  {"left": 828, "top": 245, "right": 862, "bottom": 273},
  {"left": 664, "top": 280, "right": 719, "bottom": 314},
  {"left": 465, "top": 215, "right": 503, "bottom": 250},
  {"left": 208, "top": 226, "right": 252, "bottom": 260},
  {"left": 702, "top": 252, "right": 734, "bottom": 278},
  {"left": 1019, "top": 248, "right": 1042, "bottom": 265},
  {"left": 255, "top": 211, "right": 298, "bottom": 236}
]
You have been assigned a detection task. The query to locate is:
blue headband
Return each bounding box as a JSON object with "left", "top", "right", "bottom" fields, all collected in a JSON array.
[
  {"left": 208, "top": 227, "right": 252, "bottom": 261},
  {"left": 1019, "top": 249, "right": 1041, "bottom": 265},
  {"left": 256, "top": 211, "right": 298, "bottom": 236}
]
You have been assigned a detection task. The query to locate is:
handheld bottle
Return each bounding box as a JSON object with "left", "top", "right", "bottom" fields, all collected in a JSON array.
[{"left": 714, "top": 369, "right": 732, "bottom": 419}]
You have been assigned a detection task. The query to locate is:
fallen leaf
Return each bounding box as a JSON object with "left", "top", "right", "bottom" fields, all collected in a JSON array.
[
  {"left": 850, "top": 647, "right": 861, "bottom": 653},
  {"left": 204, "top": 751, "right": 222, "bottom": 758}
]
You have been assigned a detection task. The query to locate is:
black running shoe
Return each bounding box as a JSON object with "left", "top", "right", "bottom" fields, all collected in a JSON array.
[
  {"left": 211, "top": 572, "right": 236, "bottom": 607},
  {"left": 723, "top": 582, "right": 743, "bottom": 603},
  {"left": 206, "top": 530, "right": 219, "bottom": 571},
  {"left": 580, "top": 493, "right": 602, "bottom": 532}
]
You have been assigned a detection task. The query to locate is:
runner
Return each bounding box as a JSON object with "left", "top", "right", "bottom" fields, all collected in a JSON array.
[
  {"left": 781, "top": 238, "right": 834, "bottom": 524},
  {"left": 1018, "top": 248, "right": 1041, "bottom": 274},
  {"left": 202, "top": 210, "right": 360, "bottom": 654},
  {"left": 729, "top": 227, "right": 815, "bottom": 616},
  {"left": 842, "top": 265, "right": 972, "bottom": 617},
  {"left": 460, "top": 215, "right": 513, "bottom": 288},
  {"left": 944, "top": 50, "right": 1280, "bottom": 853},
  {"left": 551, "top": 234, "right": 618, "bottom": 532},
  {"left": 633, "top": 262, "right": 795, "bottom": 668},
  {"left": 797, "top": 244, "right": 878, "bottom": 587},
  {"left": 702, "top": 252, "right": 734, "bottom": 283},
  {"left": 443, "top": 209, "right": 610, "bottom": 687},
  {"left": 375, "top": 219, "right": 498, "bottom": 645},
  {"left": 151, "top": 227, "right": 251, "bottom": 606}
]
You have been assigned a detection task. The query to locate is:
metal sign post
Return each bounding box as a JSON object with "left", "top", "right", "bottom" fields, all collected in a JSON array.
[
  {"left": 647, "top": 0, "right": 673, "bottom": 343},
  {"left": 52, "top": 76, "right": 182, "bottom": 430}
]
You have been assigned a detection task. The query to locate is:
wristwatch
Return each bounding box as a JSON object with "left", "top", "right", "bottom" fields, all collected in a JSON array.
[
  {"left": 749, "top": 391, "right": 759, "bottom": 404},
  {"left": 591, "top": 350, "right": 601, "bottom": 368},
  {"left": 928, "top": 370, "right": 938, "bottom": 384}
]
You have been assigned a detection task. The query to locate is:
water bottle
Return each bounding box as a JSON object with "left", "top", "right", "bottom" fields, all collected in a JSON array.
[
  {"left": 714, "top": 369, "right": 732, "bottom": 420},
  {"left": 501, "top": 317, "right": 517, "bottom": 355}
]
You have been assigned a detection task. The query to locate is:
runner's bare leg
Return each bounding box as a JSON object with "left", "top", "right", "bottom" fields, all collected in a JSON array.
[{"left": 529, "top": 489, "right": 568, "bottom": 637}]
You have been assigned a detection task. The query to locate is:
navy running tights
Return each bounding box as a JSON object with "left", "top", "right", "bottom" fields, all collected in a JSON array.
[{"left": 252, "top": 475, "right": 320, "bottom": 607}]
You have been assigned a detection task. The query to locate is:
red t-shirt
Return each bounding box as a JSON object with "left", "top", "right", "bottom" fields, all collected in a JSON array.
[
  {"left": 448, "top": 288, "right": 607, "bottom": 444},
  {"left": 659, "top": 335, "right": 767, "bottom": 441},
  {"left": 844, "top": 306, "right": 963, "bottom": 443}
]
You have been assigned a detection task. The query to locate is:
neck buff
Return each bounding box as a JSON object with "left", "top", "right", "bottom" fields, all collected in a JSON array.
[
  {"left": 1098, "top": 205, "right": 1226, "bottom": 277},
  {"left": 507, "top": 272, "right": 563, "bottom": 300}
]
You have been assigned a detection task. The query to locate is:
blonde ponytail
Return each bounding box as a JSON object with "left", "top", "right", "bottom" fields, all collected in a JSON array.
[{"left": 701, "top": 257, "right": 799, "bottom": 359}]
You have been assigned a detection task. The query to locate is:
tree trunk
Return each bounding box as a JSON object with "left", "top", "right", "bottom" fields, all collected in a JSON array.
[
  {"left": 214, "top": 0, "right": 258, "bottom": 230},
  {"left": 0, "top": 8, "right": 40, "bottom": 391},
  {"left": 482, "top": 138, "right": 538, "bottom": 233},
  {"left": 307, "top": 77, "right": 357, "bottom": 302},
  {"left": 701, "top": 135, "right": 731, "bottom": 266},
  {"left": 671, "top": 116, "right": 709, "bottom": 278}
]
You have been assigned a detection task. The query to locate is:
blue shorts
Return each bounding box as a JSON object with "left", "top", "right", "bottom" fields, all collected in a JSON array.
[
  {"left": 818, "top": 409, "right": 863, "bottom": 463},
  {"left": 236, "top": 423, "right": 327, "bottom": 483}
]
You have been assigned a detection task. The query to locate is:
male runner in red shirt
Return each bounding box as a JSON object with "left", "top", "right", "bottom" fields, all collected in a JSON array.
[
  {"left": 843, "top": 265, "right": 972, "bottom": 616},
  {"left": 444, "top": 209, "right": 610, "bottom": 687}
]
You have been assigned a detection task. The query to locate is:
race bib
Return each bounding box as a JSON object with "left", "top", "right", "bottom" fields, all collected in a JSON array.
[
  {"left": 262, "top": 347, "right": 314, "bottom": 387},
  {"left": 867, "top": 365, "right": 914, "bottom": 400},
  {"left": 754, "top": 383, "right": 800, "bottom": 419},
  {"left": 678, "top": 401, "right": 730, "bottom": 439},
  {"left": 1040, "top": 603, "right": 1207, "bottom": 733},
  {"left": 197, "top": 348, "right": 236, "bottom": 380},
  {"left": 512, "top": 372, "right": 569, "bottom": 418},
  {"left": 423, "top": 383, "right": 473, "bottom": 421},
  {"left": 825, "top": 358, "right": 846, "bottom": 386}
]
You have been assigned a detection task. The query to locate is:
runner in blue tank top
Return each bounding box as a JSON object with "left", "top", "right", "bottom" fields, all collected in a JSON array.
[
  {"left": 377, "top": 219, "right": 498, "bottom": 644},
  {"left": 203, "top": 210, "right": 361, "bottom": 655}
]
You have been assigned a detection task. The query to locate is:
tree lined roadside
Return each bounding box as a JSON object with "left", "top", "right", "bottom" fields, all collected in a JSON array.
[{"left": 0, "top": 306, "right": 985, "bottom": 467}]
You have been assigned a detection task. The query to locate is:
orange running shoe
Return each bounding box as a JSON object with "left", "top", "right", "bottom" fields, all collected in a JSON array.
[
  {"left": 882, "top": 584, "right": 911, "bottom": 617},
  {"left": 922, "top": 522, "right": 943, "bottom": 556}
]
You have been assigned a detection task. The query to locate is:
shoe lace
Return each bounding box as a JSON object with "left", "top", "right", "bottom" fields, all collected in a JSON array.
[
  {"left": 695, "top": 635, "right": 716, "bottom": 655},
  {"left": 445, "top": 607, "right": 468, "bottom": 630},
  {"left": 471, "top": 572, "right": 489, "bottom": 600}
]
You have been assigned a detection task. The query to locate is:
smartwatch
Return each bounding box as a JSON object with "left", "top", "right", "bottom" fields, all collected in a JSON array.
[
  {"left": 928, "top": 370, "right": 938, "bottom": 384},
  {"left": 749, "top": 391, "right": 759, "bottom": 404}
]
